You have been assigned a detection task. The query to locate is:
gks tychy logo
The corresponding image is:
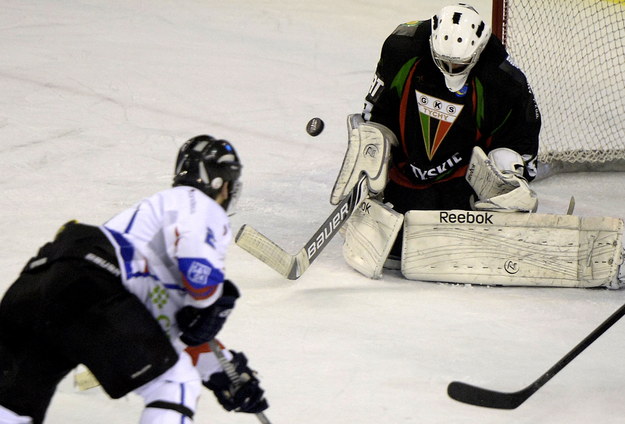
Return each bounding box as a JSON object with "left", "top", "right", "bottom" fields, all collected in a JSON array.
[{"left": 415, "top": 90, "right": 464, "bottom": 160}]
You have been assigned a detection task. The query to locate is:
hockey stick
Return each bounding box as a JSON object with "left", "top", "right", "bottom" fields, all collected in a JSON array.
[
  {"left": 207, "top": 340, "right": 272, "bottom": 424},
  {"left": 235, "top": 173, "right": 369, "bottom": 280},
  {"left": 448, "top": 301, "right": 625, "bottom": 409}
]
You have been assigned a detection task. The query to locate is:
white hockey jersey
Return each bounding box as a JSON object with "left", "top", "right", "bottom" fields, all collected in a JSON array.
[{"left": 101, "top": 185, "right": 232, "bottom": 341}]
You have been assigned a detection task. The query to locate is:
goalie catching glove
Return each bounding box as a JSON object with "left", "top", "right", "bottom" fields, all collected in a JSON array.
[
  {"left": 466, "top": 146, "right": 538, "bottom": 212},
  {"left": 204, "top": 351, "right": 269, "bottom": 414},
  {"left": 176, "top": 280, "right": 240, "bottom": 346}
]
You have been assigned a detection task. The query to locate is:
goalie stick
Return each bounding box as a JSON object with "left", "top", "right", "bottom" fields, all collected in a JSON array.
[
  {"left": 447, "top": 301, "right": 625, "bottom": 409},
  {"left": 207, "top": 340, "right": 272, "bottom": 424},
  {"left": 235, "top": 173, "right": 369, "bottom": 280}
]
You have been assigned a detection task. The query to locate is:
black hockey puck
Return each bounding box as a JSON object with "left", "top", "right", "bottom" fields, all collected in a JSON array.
[{"left": 306, "top": 117, "right": 324, "bottom": 136}]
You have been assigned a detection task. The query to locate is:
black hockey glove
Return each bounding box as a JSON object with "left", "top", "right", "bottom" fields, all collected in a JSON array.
[
  {"left": 204, "top": 351, "right": 269, "bottom": 414},
  {"left": 176, "top": 279, "right": 240, "bottom": 346}
]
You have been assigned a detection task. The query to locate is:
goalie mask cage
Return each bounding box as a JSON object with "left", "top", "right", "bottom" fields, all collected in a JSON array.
[{"left": 492, "top": 0, "right": 625, "bottom": 178}]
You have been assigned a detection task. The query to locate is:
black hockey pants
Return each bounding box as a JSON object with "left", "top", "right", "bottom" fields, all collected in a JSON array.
[{"left": 0, "top": 222, "right": 178, "bottom": 423}]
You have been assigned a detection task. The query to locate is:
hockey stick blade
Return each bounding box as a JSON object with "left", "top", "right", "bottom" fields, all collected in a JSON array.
[
  {"left": 235, "top": 224, "right": 307, "bottom": 279},
  {"left": 236, "top": 173, "right": 369, "bottom": 280},
  {"left": 448, "top": 302, "right": 625, "bottom": 409},
  {"left": 447, "top": 381, "right": 533, "bottom": 410}
]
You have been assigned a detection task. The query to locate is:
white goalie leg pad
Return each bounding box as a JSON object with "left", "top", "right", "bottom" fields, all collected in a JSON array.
[
  {"left": 401, "top": 210, "right": 624, "bottom": 288},
  {"left": 330, "top": 114, "right": 396, "bottom": 205},
  {"left": 466, "top": 146, "right": 537, "bottom": 212},
  {"left": 343, "top": 199, "right": 404, "bottom": 279}
]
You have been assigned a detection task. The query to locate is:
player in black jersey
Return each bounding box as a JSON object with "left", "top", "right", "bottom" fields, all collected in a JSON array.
[
  {"left": 364, "top": 3, "right": 540, "bottom": 214},
  {"left": 332, "top": 4, "right": 542, "bottom": 275}
]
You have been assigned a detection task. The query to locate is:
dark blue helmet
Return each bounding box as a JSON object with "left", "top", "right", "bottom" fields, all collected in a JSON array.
[{"left": 173, "top": 135, "right": 242, "bottom": 213}]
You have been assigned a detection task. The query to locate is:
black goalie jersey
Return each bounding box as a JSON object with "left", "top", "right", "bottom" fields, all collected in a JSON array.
[{"left": 363, "top": 20, "right": 541, "bottom": 190}]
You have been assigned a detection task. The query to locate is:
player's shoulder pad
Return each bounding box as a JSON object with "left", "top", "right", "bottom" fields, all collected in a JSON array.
[
  {"left": 479, "top": 35, "right": 508, "bottom": 66},
  {"left": 478, "top": 35, "right": 529, "bottom": 87},
  {"left": 391, "top": 20, "right": 428, "bottom": 37},
  {"left": 382, "top": 19, "right": 430, "bottom": 59},
  {"left": 498, "top": 58, "right": 530, "bottom": 86}
]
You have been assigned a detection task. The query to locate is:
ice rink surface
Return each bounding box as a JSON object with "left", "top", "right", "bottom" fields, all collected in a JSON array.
[{"left": 2, "top": 1, "right": 625, "bottom": 423}]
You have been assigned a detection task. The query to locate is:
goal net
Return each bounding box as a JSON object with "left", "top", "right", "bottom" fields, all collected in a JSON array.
[{"left": 492, "top": 0, "right": 625, "bottom": 177}]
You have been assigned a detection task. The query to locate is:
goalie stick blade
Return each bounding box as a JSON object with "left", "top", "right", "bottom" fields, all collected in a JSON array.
[
  {"left": 235, "top": 173, "right": 368, "bottom": 280},
  {"left": 235, "top": 225, "right": 301, "bottom": 279},
  {"left": 447, "top": 381, "right": 531, "bottom": 410}
]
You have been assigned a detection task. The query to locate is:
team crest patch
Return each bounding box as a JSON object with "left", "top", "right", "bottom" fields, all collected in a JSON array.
[
  {"left": 187, "top": 261, "right": 212, "bottom": 285},
  {"left": 415, "top": 90, "right": 464, "bottom": 160}
]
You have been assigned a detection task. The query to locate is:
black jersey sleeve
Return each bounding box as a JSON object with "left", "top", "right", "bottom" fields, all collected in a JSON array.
[
  {"left": 363, "top": 20, "right": 431, "bottom": 130},
  {"left": 473, "top": 36, "right": 541, "bottom": 181},
  {"left": 485, "top": 59, "right": 541, "bottom": 181}
]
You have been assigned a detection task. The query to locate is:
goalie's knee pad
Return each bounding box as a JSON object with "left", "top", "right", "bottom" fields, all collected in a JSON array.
[{"left": 342, "top": 199, "right": 403, "bottom": 279}]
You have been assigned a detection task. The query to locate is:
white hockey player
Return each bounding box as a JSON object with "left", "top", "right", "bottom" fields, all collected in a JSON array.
[{"left": 0, "top": 135, "right": 268, "bottom": 423}]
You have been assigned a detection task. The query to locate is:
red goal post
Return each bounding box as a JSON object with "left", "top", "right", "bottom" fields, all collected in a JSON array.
[{"left": 491, "top": 0, "right": 625, "bottom": 178}]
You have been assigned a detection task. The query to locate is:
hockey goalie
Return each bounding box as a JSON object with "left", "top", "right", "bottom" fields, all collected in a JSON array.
[{"left": 331, "top": 4, "right": 624, "bottom": 289}]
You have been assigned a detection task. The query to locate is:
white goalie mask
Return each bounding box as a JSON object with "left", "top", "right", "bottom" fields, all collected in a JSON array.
[{"left": 430, "top": 4, "right": 492, "bottom": 92}]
